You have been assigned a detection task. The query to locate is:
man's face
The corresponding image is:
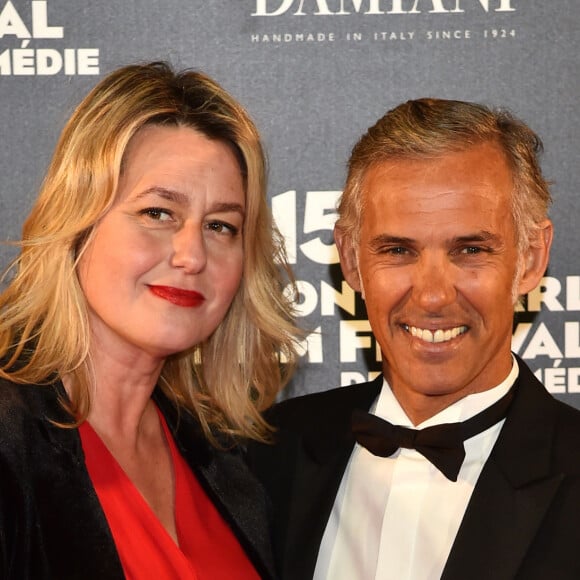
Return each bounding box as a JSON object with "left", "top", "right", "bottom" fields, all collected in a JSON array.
[{"left": 337, "top": 142, "right": 551, "bottom": 421}]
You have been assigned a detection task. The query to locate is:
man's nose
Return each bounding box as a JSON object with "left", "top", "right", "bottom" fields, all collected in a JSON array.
[
  {"left": 171, "top": 222, "right": 207, "bottom": 273},
  {"left": 412, "top": 254, "right": 457, "bottom": 311}
]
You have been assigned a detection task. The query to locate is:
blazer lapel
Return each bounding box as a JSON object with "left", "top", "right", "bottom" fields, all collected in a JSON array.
[
  {"left": 154, "top": 390, "right": 277, "bottom": 580},
  {"left": 442, "top": 363, "right": 564, "bottom": 580},
  {"left": 281, "top": 377, "right": 382, "bottom": 579}
]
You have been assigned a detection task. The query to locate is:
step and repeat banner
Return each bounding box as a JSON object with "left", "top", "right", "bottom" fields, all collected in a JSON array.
[{"left": 1, "top": 1, "right": 578, "bottom": 404}]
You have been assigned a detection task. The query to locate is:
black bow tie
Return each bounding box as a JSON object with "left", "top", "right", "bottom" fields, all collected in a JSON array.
[{"left": 351, "top": 387, "right": 515, "bottom": 482}]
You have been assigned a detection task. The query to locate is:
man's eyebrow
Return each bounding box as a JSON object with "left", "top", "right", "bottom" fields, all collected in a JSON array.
[
  {"left": 367, "top": 231, "right": 502, "bottom": 248},
  {"left": 453, "top": 231, "right": 501, "bottom": 244},
  {"left": 368, "top": 234, "right": 415, "bottom": 247}
]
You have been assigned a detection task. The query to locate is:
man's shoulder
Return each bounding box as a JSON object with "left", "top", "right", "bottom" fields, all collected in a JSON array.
[
  {"left": 267, "top": 377, "right": 382, "bottom": 433},
  {"left": 552, "top": 395, "right": 580, "bottom": 422},
  {"left": 518, "top": 358, "right": 580, "bottom": 435},
  {"left": 551, "top": 396, "right": 580, "bottom": 452},
  {"left": 514, "top": 361, "right": 580, "bottom": 473}
]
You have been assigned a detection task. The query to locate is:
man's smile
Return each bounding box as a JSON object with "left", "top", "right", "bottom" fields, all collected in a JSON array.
[{"left": 402, "top": 324, "right": 468, "bottom": 344}]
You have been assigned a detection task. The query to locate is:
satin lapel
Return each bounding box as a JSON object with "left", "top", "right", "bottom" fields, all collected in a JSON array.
[
  {"left": 154, "top": 391, "right": 276, "bottom": 580},
  {"left": 280, "top": 434, "right": 355, "bottom": 579},
  {"left": 281, "top": 377, "right": 383, "bottom": 580},
  {"left": 442, "top": 363, "right": 564, "bottom": 580}
]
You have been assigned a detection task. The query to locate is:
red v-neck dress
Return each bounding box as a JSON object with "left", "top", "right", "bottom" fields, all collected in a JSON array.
[{"left": 79, "top": 411, "right": 260, "bottom": 580}]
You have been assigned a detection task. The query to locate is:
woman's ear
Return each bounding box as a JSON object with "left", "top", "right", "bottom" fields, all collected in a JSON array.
[
  {"left": 517, "top": 219, "right": 554, "bottom": 296},
  {"left": 334, "top": 226, "right": 363, "bottom": 294}
]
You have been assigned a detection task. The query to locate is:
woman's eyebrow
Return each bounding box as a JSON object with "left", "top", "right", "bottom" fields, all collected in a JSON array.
[{"left": 134, "top": 187, "right": 189, "bottom": 204}]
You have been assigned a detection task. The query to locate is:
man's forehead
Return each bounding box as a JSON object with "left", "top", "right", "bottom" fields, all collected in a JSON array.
[
  {"left": 357, "top": 144, "right": 515, "bottom": 240},
  {"left": 361, "top": 144, "right": 512, "bottom": 197}
]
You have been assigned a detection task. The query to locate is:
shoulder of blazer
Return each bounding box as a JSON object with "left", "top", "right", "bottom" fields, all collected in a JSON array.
[
  {"left": 257, "top": 376, "right": 383, "bottom": 466},
  {"left": 267, "top": 375, "right": 383, "bottom": 433},
  {"left": 476, "top": 355, "right": 580, "bottom": 492},
  {"left": 0, "top": 377, "right": 81, "bottom": 466},
  {"left": 504, "top": 357, "right": 580, "bottom": 482},
  {"left": 0, "top": 378, "right": 125, "bottom": 580}
]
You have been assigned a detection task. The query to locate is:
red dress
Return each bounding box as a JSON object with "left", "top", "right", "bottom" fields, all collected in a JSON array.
[{"left": 79, "top": 410, "right": 260, "bottom": 580}]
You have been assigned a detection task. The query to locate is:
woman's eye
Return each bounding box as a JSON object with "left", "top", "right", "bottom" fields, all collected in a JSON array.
[
  {"left": 140, "top": 207, "right": 173, "bottom": 221},
  {"left": 207, "top": 221, "right": 239, "bottom": 236}
]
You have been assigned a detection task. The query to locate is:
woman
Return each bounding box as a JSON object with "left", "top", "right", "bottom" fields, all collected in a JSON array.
[{"left": 0, "top": 62, "right": 300, "bottom": 579}]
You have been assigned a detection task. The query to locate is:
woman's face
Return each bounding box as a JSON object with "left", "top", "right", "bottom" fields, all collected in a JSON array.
[{"left": 78, "top": 124, "right": 245, "bottom": 364}]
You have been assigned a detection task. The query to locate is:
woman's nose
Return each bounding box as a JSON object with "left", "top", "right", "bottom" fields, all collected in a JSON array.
[{"left": 171, "top": 222, "right": 207, "bottom": 273}]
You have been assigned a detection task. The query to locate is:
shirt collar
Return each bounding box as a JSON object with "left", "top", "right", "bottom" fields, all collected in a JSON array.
[{"left": 374, "top": 355, "right": 519, "bottom": 429}]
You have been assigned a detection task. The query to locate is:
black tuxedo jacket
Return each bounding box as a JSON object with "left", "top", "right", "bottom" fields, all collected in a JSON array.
[
  {"left": 249, "top": 359, "right": 580, "bottom": 579},
  {"left": 0, "top": 378, "right": 276, "bottom": 580}
]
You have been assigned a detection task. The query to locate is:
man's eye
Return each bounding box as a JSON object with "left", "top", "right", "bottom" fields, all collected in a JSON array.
[
  {"left": 387, "top": 247, "right": 408, "bottom": 255},
  {"left": 461, "top": 246, "right": 483, "bottom": 255},
  {"left": 140, "top": 207, "right": 173, "bottom": 221}
]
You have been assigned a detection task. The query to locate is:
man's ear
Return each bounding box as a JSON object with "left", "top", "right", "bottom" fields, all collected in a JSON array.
[
  {"left": 517, "top": 219, "right": 554, "bottom": 296},
  {"left": 334, "top": 225, "right": 363, "bottom": 294}
]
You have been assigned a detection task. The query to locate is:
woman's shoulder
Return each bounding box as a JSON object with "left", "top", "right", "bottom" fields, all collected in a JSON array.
[
  {"left": 0, "top": 379, "right": 76, "bottom": 480},
  {"left": 0, "top": 378, "right": 61, "bottom": 435},
  {"left": 0, "top": 377, "right": 34, "bottom": 413}
]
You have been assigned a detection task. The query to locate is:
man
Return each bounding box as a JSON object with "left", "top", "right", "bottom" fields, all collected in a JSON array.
[{"left": 250, "top": 99, "right": 580, "bottom": 580}]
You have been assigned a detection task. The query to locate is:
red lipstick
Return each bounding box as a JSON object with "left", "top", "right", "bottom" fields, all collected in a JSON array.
[{"left": 148, "top": 285, "right": 205, "bottom": 307}]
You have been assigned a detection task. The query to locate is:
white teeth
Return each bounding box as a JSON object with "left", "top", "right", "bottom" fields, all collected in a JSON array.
[{"left": 406, "top": 325, "right": 467, "bottom": 343}]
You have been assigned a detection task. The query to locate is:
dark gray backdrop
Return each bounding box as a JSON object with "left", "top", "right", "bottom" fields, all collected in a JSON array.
[{"left": 1, "top": 0, "right": 578, "bottom": 403}]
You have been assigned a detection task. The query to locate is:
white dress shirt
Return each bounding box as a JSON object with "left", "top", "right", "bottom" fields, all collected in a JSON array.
[{"left": 313, "top": 359, "right": 518, "bottom": 580}]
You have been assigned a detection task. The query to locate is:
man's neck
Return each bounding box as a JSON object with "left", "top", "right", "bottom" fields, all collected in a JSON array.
[{"left": 385, "top": 358, "right": 518, "bottom": 426}]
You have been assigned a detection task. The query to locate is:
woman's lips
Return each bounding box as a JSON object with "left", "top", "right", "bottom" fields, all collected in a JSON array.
[{"left": 148, "top": 285, "right": 205, "bottom": 307}]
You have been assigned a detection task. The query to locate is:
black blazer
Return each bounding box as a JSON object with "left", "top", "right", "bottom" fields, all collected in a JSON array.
[
  {"left": 0, "top": 378, "right": 276, "bottom": 580},
  {"left": 249, "top": 358, "right": 580, "bottom": 580}
]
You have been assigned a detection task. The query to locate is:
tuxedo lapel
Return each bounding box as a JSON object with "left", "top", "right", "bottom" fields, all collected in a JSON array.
[
  {"left": 279, "top": 377, "right": 382, "bottom": 579},
  {"left": 442, "top": 362, "right": 564, "bottom": 580},
  {"left": 279, "top": 430, "right": 355, "bottom": 578}
]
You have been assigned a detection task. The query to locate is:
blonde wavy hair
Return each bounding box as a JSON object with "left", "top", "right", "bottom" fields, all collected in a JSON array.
[
  {"left": 338, "top": 98, "right": 552, "bottom": 255},
  {"left": 0, "top": 62, "right": 301, "bottom": 442}
]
